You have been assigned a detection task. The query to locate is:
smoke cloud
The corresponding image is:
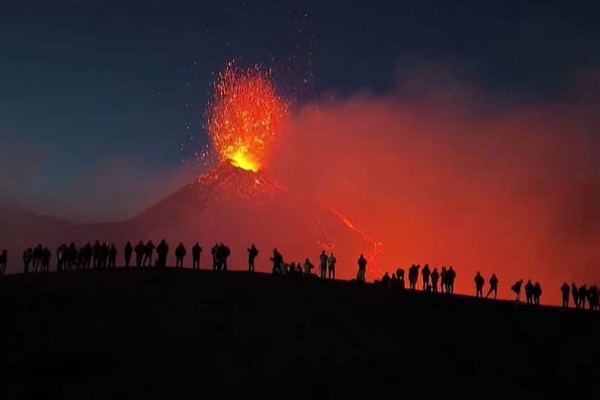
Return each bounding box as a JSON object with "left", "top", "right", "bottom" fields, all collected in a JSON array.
[{"left": 268, "top": 66, "right": 600, "bottom": 304}]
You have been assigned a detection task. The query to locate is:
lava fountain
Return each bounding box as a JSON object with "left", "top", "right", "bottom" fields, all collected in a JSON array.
[{"left": 207, "top": 62, "right": 288, "bottom": 172}]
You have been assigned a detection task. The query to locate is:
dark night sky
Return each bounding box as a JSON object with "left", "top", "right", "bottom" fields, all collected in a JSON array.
[{"left": 1, "top": 0, "right": 599, "bottom": 221}]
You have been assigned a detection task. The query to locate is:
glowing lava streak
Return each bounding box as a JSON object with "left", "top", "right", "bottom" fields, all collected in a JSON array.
[
  {"left": 207, "top": 62, "right": 289, "bottom": 172},
  {"left": 329, "top": 208, "right": 384, "bottom": 279}
]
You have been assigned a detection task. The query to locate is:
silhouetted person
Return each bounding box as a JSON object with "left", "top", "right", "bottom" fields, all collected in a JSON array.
[
  {"left": 303, "top": 258, "right": 315, "bottom": 275},
  {"left": 430, "top": 268, "right": 439, "bottom": 292},
  {"left": 56, "top": 244, "right": 66, "bottom": 273},
  {"left": 396, "top": 268, "right": 405, "bottom": 289},
  {"left": 357, "top": 254, "right": 367, "bottom": 283},
  {"left": 408, "top": 264, "right": 419, "bottom": 290},
  {"left": 533, "top": 282, "right": 542, "bottom": 305},
  {"left": 247, "top": 244, "right": 259, "bottom": 272},
  {"left": 124, "top": 241, "right": 133, "bottom": 268},
  {"left": 211, "top": 243, "right": 219, "bottom": 271},
  {"left": 571, "top": 284, "right": 579, "bottom": 308},
  {"left": 145, "top": 240, "right": 156, "bottom": 267},
  {"left": 381, "top": 272, "right": 391, "bottom": 286},
  {"left": 0, "top": 250, "right": 6, "bottom": 276},
  {"left": 588, "top": 285, "right": 599, "bottom": 310},
  {"left": 319, "top": 250, "right": 328, "bottom": 279},
  {"left": 220, "top": 244, "right": 231, "bottom": 271},
  {"left": 440, "top": 267, "right": 447, "bottom": 293},
  {"left": 156, "top": 239, "right": 169, "bottom": 268},
  {"left": 271, "top": 248, "right": 284, "bottom": 275},
  {"left": 446, "top": 266, "right": 456, "bottom": 294},
  {"left": 525, "top": 280, "right": 534, "bottom": 304},
  {"left": 474, "top": 272, "right": 485, "bottom": 298},
  {"left": 327, "top": 253, "right": 337, "bottom": 279},
  {"left": 175, "top": 242, "right": 186, "bottom": 268},
  {"left": 511, "top": 279, "right": 523, "bottom": 302},
  {"left": 23, "top": 248, "right": 32, "bottom": 274},
  {"left": 108, "top": 244, "right": 117, "bottom": 269},
  {"left": 577, "top": 285, "right": 588, "bottom": 309},
  {"left": 134, "top": 241, "right": 145, "bottom": 267},
  {"left": 42, "top": 247, "right": 51, "bottom": 272},
  {"left": 192, "top": 243, "right": 202, "bottom": 270},
  {"left": 421, "top": 264, "right": 431, "bottom": 290},
  {"left": 561, "top": 282, "right": 570, "bottom": 308},
  {"left": 486, "top": 274, "right": 498, "bottom": 299}
]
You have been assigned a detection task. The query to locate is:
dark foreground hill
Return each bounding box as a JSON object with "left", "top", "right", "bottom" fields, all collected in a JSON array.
[{"left": 1, "top": 269, "right": 599, "bottom": 399}]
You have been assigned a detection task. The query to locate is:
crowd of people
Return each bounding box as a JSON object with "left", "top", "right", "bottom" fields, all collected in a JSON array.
[{"left": 1, "top": 240, "right": 598, "bottom": 310}]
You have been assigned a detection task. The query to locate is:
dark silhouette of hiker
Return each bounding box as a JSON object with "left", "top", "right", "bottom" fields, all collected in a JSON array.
[
  {"left": 319, "top": 250, "right": 328, "bottom": 279},
  {"left": 108, "top": 244, "right": 117, "bottom": 269},
  {"left": 430, "top": 268, "right": 439, "bottom": 292},
  {"left": 271, "top": 248, "right": 284, "bottom": 274},
  {"left": 175, "top": 242, "right": 186, "bottom": 268},
  {"left": 156, "top": 240, "right": 169, "bottom": 268},
  {"left": 390, "top": 272, "right": 398, "bottom": 287},
  {"left": 511, "top": 279, "right": 523, "bottom": 302},
  {"left": 440, "top": 267, "right": 447, "bottom": 293},
  {"left": 0, "top": 250, "right": 7, "bottom": 276},
  {"left": 288, "top": 262, "right": 296, "bottom": 275},
  {"left": 80, "top": 243, "right": 91, "bottom": 269},
  {"left": 396, "top": 268, "right": 405, "bottom": 289},
  {"left": 381, "top": 272, "right": 391, "bottom": 286},
  {"left": 56, "top": 244, "right": 65, "bottom": 273},
  {"left": 357, "top": 254, "right": 367, "bottom": 282},
  {"left": 124, "top": 241, "right": 133, "bottom": 268},
  {"left": 421, "top": 264, "right": 431, "bottom": 290},
  {"left": 533, "top": 282, "right": 542, "bottom": 305},
  {"left": 474, "top": 272, "right": 485, "bottom": 298},
  {"left": 192, "top": 243, "right": 202, "bottom": 270},
  {"left": 446, "top": 266, "right": 456, "bottom": 294},
  {"left": 303, "top": 258, "right": 315, "bottom": 275},
  {"left": 133, "top": 241, "right": 143, "bottom": 267},
  {"left": 408, "top": 264, "right": 419, "bottom": 290},
  {"left": 247, "top": 244, "right": 259, "bottom": 272},
  {"left": 42, "top": 247, "right": 51, "bottom": 272},
  {"left": 524, "top": 280, "right": 534, "bottom": 304},
  {"left": 23, "top": 248, "right": 32, "bottom": 274},
  {"left": 571, "top": 284, "right": 579, "bottom": 308},
  {"left": 577, "top": 285, "right": 588, "bottom": 309},
  {"left": 211, "top": 243, "right": 219, "bottom": 271},
  {"left": 145, "top": 240, "right": 156, "bottom": 267},
  {"left": 220, "top": 244, "right": 231, "bottom": 271},
  {"left": 327, "top": 253, "right": 336, "bottom": 279},
  {"left": 32, "top": 244, "right": 43, "bottom": 273},
  {"left": 561, "top": 282, "right": 570, "bottom": 308},
  {"left": 486, "top": 274, "right": 498, "bottom": 299},
  {"left": 66, "top": 242, "right": 77, "bottom": 271},
  {"left": 588, "top": 285, "right": 599, "bottom": 310}
]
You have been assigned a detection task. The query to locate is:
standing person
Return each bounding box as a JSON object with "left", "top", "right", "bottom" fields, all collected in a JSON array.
[
  {"left": 357, "top": 254, "right": 367, "bottom": 283},
  {"left": 486, "top": 274, "right": 499, "bottom": 299},
  {"left": 319, "top": 250, "right": 328, "bottom": 279},
  {"left": 327, "top": 253, "right": 337, "bottom": 280},
  {"left": 247, "top": 244, "right": 259, "bottom": 272},
  {"left": 124, "top": 241, "right": 133, "bottom": 268},
  {"left": 192, "top": 243, "right": 202, "bottom": 270}
]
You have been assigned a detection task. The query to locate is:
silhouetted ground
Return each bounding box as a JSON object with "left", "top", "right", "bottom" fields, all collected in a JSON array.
[{"left": 1, "top": 269, "right": 599, "bottom": 399}]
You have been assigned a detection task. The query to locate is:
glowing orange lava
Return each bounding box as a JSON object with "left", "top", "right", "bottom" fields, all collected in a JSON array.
[{"left": 207, "top": 62, "right": 288, "bottom": 172}]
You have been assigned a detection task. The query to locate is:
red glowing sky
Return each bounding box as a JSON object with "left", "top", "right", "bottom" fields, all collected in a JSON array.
[{"left": 264, "top": 76, "right": 600, "bottom": 305}]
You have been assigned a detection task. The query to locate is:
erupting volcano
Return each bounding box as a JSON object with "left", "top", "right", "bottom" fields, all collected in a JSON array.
[{"left": 173, "top": 61, "right": 384, "bottom": 278}]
